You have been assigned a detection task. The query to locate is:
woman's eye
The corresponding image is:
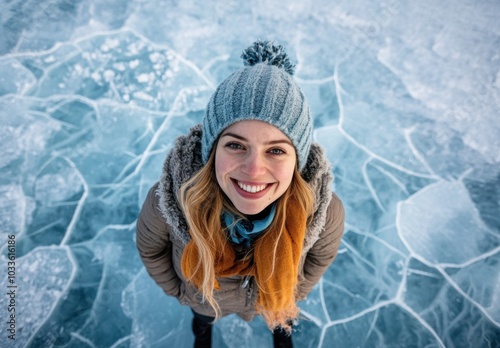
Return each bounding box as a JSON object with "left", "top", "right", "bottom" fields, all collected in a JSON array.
[
  {"left": 225, "top": 142, "right": 244, "bottom": 150},
  {"left": 268, "top": 148, "right": 285, "bottom": 155}
]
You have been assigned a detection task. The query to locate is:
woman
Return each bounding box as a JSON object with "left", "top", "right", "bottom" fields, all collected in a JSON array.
[{"left": 136, "top": 41, "right": 345, "bottom": 348}]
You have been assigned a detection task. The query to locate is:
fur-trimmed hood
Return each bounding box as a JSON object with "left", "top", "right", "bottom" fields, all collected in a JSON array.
[{"left": 156, "top": 124, "right": 333, "bottom": 255}]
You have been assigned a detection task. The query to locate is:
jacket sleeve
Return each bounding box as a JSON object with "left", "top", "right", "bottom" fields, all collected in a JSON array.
[
  {"left": 297, "top": 192, "right": 345, "bottom": 300},
  {"left": 136, "top": 182, "right": 182, "bottom": 298}
]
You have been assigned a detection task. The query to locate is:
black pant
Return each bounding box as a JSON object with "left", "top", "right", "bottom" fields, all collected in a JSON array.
[
  {"left": 191, "top": 310, "right": 293, "bottom": 348},
  {"left": 192, "top": 310, "right": 214, "bottom": 348},
  {"left": 272, "top": 326, "right": 293, "bottom": 348}
]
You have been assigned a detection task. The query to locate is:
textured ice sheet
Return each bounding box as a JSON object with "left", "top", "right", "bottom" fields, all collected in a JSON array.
[
  {"left": 398, "top": 180, "right": 499, "bottom": 266},
  {"left": 1, "top": 0, "right": 499, "bottom": 347},
  {"left": 0, "top": 247, "right": 75, "bottom": 347},
  {"left": 123, "top": 269, "right": 195, "bottom": 347}
]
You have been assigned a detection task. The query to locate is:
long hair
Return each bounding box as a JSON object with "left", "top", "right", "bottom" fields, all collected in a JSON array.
[{"left": 178, "top": 148, "right": 315, "bottom": 320}]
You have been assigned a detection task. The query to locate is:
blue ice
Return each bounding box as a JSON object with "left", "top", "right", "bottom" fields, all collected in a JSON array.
[{"left": 0, "top": 0, "right": 499, "bottom": 347}]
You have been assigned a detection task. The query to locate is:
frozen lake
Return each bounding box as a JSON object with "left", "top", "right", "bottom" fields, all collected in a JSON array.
[{"left": 0, "top": 0, "right": 499, "bottom": 347}]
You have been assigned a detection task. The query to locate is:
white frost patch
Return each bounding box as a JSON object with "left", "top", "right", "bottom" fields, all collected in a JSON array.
[
  {"left": 133, "top": 91, "right": 154, "bottom": 101},
  {"left": 103, "top": 70, "right": 115, "bottom": 82},
  {"left": 91, "top": 71, "right": 101, "bottom": 83},
  {"left": 129, "top": 60, "right": 140, "bottom": 69},
  {"left": 136, "top": 73, "right": 150, "bottom": 83},
  {"left": 101, "top": 38, "right": 120, "bottom": 52},
  {"left": 149, "top": 52, "right": 161, "bottom": 63},
  {"left": 114, "top": 62, "right": 126, "bottom": 71}
]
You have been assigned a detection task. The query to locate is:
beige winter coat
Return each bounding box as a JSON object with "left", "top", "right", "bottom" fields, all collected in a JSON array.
[{"left": 136, "top": 125, "right": 344, "bottom": 320}]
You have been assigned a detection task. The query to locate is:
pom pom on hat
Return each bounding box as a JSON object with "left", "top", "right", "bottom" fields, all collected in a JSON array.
[
  {"left": 241, "top": 40, "right": 295, "bottom": 75},
  {"left": 202, "top": 40, "right": 313, "bottom": 171}
]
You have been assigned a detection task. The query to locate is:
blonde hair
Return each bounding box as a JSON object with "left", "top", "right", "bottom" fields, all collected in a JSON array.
[{"left": 178, "top": 148, "right": 315, "bottom": 319}]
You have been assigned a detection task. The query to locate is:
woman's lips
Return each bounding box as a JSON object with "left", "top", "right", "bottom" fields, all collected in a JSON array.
[{"left": 231, "top": 179, "right": 273, "bottom": 199}]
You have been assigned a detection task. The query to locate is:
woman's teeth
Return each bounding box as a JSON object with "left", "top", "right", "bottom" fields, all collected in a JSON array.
[{"left": 237, "top": 181, "right": 268, "bottom": 193}]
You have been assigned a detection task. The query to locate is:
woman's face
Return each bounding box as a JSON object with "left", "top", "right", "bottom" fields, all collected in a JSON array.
[{"left": 215, "top": 120, "right": 297, "bottom": 215}]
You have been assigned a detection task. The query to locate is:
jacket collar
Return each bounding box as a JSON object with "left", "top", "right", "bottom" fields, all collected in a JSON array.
[{"left": 156, "top": 124, "right": 333, "bottom": 254}]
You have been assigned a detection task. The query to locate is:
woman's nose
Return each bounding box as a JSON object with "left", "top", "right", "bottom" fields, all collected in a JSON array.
[{"left": 241, "top": 152, "right": 266, "bottom": 177}]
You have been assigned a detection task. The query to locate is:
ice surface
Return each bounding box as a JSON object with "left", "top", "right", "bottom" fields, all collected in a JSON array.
[
  {"left": 404, "top": 259, "right": 500, "bottom": 347},
  {"left": 0, "top": 59, "right": 36, "bottom": 96},
  {"left": 1, "top": 0, "right": 499, "bottom": 347},
  {"left": 446, "top": 251, "right": 500, "bottom": 324},
  {"left": 0, "top": 185, "right": 34, "bottom": 248},
  {"left": 398, "top": 180, "right": 499, "bottom": 266},
  {"left": 377, "top": 1, "right": 500, "bottom": 164},
  {"left": 321, "top": 304, "right": 443, "bottom": 348},
  {"left": 123, "top": 269, "right": 195, "bottom": 347},
  {"left": 0, "top": 246, "right": 75, "bottom": 347}
]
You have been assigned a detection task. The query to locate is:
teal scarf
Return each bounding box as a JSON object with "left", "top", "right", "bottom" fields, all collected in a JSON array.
[{"left": 223, "top": 203, "right": 277, "bottom": 248}]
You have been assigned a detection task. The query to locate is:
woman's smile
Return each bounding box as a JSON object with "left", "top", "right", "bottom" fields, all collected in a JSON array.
[
  {"left": 231, "top": 179, "right": 274, "bottom": 199},
  {"left": 235, "top": 180, "right": 268, "bottom": 193}
]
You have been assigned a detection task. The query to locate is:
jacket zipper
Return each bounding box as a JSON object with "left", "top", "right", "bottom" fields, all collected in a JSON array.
[
  {"left": 247, "top": 282, "right": 253, "bottom": 305},
  {"left": 241, "top": 275, "right": 250, "bottom": 288},
  {"left": 242, "top": 275, "right": 254, "bottom": 307}
]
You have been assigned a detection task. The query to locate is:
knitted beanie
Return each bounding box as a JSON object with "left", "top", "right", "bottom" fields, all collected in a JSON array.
[{"left": 201, "top": 40, "right": 313, "bottom": 171}]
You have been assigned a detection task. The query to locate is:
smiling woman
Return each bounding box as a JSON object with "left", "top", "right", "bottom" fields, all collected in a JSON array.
[
  {"left": 215, "top": 120, "right": 297, "bottom": 215},
  {"left": 136, "top": 40, "right": 345, "bottom": 348}
]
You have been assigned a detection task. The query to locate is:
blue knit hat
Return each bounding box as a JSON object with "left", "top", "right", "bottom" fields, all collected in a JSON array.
[{"left": 201, "top": 40, "right": 313, "bottom": 171}]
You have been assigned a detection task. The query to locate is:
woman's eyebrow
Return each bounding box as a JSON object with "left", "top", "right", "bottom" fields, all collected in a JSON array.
[
  {"left": 221, "top": 132, "right": 247, "bottom": 141},
  {"left": 221, "top": 132, "right": 293, "bottom": 146}
]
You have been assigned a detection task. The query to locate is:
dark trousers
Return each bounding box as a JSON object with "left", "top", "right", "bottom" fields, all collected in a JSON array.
[
  {"left": 191, "top": 310, "right": 293, "bottom": 348},
  {"left": 192, "top": 310, "right": 214, "bottom": 348}
]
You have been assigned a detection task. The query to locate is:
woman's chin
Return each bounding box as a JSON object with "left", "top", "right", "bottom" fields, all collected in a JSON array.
[{"left": 233, "top": 202, "right": 269, "bottom": 216}]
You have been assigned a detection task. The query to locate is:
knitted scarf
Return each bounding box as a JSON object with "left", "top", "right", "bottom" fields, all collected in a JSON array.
[
  {"left": 181, "top": 197, "right": 307, "bottom": 332},
  {"left": 224, "top": 203, "right": 277, "bottom": 248}
]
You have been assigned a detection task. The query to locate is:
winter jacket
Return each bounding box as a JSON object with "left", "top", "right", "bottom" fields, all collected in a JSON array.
[{"left": 136, "top": 125, "right": 345, "bottom": 320}]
